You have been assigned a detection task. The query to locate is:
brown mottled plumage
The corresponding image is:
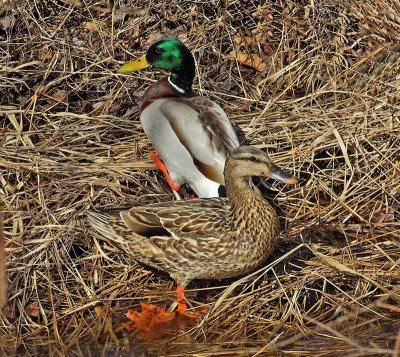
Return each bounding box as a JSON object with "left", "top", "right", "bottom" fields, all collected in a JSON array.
[{"left": 87, "top": 146, "right": 298, "bottom": 290}]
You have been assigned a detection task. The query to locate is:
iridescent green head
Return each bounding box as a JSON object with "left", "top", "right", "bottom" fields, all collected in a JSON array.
[{"left": 119, "top": 38, "right": 195, "bottom": 92}]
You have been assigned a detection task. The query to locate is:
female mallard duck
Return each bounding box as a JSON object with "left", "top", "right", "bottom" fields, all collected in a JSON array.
[
  {"left": 119, "top": 38, "right": 240, "bottom": 198},
  {"left": 87, "top": 146, "right": 298, "bottom": 312}
]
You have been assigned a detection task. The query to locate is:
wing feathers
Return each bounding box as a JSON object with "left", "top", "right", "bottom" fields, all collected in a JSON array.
[{"left": 158, "top": 97, "right": 239, "bottom": 184}]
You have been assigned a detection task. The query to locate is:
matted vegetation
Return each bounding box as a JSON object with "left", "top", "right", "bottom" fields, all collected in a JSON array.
[{"left": 1, "top": 0, "right": 400, "bottom": 355}]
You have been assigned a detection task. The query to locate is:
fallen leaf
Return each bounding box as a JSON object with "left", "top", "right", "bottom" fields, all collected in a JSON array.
[
  {"left": 143, "top": 29, "right": 187, "bottom": 50},
  {"left": 234, "top": 35, "right": 253, "bottom": 47},
  {"left": 52, "top": 89, "right": 67, "bottom": 100},
  {"left": 38, "top": 48, "right": 53, "bottom": 62},
  {"left": 251, "top": 5, "right": 270, "bottom": 17},
  {"left": 84, "top": 21, "right": 98, "bottom": 31},
  {"left": 143, "top": 33, "right": 164, "bottom": 49},
  {"left": 166, "top": 14, "right": 178, "bottom": 22},
  {"left": 255, "top": 35, "right": 274, "bottom": 55},
  {"left": 72, "top": 36, "right": 85, "bottom": 46},
  {"left": 92, "top": 101, "right": 104, "bottom": 110},
  {"left": 26, "top": 301, "right": 40, "bottom": 317},
  {"left": 1, "top": 15, "right": 15, "bottom": 30},
  {"left": 125, "top": 303, "right": 177, "bottom": 340},
  {"left": 115, "top": 6, "right": 148, "bottom": 19},
  {"left": 373, "top": 210, "right": 394, "bottom": 223},
  {"left": 125, "top": 302, "right": 200, "bottom": 340},
  {"left": 228, "top": 51, "right": 266, "bottom": 71},
  {"left": 2, "top": 305, "right": 15, "bottom": 319}
]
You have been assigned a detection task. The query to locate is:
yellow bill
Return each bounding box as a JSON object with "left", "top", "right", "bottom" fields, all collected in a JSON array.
[{"left": 118, "top": 54, "right": 150, "bottom": 73}]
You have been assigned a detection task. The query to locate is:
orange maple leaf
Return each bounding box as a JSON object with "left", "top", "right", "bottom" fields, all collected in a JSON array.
[
  {"left": 124, "top": 302, "right": 203, "bottom": 340},
  {"left": 228, "top": 51, "right": 266, "bottom": 71}
]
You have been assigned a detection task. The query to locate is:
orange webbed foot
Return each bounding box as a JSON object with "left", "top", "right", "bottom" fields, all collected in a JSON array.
[
  {"left": 150, "top": 151, "right": 181, "bottom": 191},
  {"left": 177, "top": 285, "right": 187, "bottom": 313},
  {"left": 176, "top": 285, "right": 202, "bottom": 319}
]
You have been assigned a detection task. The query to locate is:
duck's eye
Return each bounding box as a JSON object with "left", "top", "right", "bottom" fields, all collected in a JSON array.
[
  {"left": 155, "top": 47, "right": 164, "bottom": 55},
  {"left": 249, "top": 156, "right": 258, "bottom": 162}
]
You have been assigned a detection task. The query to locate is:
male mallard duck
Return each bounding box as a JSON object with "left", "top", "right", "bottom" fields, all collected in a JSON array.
[
  {"left": 87, "top": 146, "right": 298, "bottom": 312},
  {"left": 119, "top": 38, "right": 240, "bottom": 197}
]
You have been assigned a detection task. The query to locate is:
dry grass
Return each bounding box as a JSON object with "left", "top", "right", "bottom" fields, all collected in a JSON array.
[{"left": 1, "top": 0, "right": 400, "bottom": 355}]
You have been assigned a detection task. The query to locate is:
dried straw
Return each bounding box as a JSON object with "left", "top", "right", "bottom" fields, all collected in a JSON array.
[{"left": 1, "top": 0, "right": 400, "bottom": 355}]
